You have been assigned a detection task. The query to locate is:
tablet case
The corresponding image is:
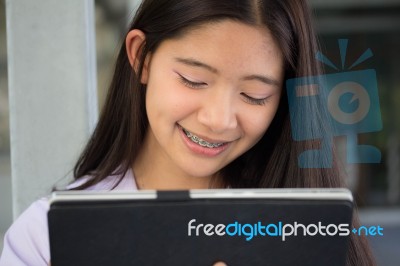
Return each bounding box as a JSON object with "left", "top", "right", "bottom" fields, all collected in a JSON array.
[{"left": 48, "top": 189, "right": 353, "bottom": 266}]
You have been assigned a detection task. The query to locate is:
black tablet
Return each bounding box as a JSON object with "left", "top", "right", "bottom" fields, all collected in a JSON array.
[{"left": 48, "top": 188, "right": 353, "bottom": 266}]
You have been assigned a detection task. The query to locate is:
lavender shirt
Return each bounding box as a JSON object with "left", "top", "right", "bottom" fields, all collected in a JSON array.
[{"left": 0, "top": 170, "right": 137, "bottom": 266}]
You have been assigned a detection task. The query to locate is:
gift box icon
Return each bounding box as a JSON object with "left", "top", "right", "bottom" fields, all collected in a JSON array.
[{"left": 286, "top": 39, "right": 382, "bottom": 168}]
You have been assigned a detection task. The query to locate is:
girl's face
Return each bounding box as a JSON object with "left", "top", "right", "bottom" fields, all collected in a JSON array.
[{"left": 136, "top": 20, "right": 284, "bottom": 183}]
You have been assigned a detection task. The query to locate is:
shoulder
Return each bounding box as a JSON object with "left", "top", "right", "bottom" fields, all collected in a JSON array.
[
  {"left": 69, "top": 168, "right": 138, "bottom": 191},
  {"left": 0, "top": 198, "right": 50, "bottom": 266}
]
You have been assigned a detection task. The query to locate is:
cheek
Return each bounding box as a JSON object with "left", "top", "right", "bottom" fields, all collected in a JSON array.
[
  {"left": 242, "top": 115, "right": 271, "bottom": 142},
  {"left": 240, "top": 104, "right": 280, "bottom": 142},
  {"left": 146, "top": 77, "right": 199, "bottom": 120}
]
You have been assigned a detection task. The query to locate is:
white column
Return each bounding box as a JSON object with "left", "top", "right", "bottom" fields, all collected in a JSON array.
[
  {"left": 6, "top": 0, "right": 98, "bottom": 217},
  {"left": 128, "top": 0, "right": 142, "bottom": 21}
]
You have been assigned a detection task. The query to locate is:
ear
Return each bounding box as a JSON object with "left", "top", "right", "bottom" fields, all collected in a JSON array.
[{"left": 126, "top": 29, "right": 150, "bottom": 84}]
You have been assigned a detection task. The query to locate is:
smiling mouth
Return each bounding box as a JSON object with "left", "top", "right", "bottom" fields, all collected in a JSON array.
[{"left": 181, "top": 127, "right": 226, "bottom": 148}]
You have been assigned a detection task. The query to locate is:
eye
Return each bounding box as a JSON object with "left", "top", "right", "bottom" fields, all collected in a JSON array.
[
  {"left": 240, "top": 93, "right": 269, "bottom": 106},
  {"left": 177, "top": 73, "right": 207, "bottom": 89}
]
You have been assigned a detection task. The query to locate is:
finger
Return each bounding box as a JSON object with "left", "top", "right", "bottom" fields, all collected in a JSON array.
[{"left": 213, "top": 262, "right": 228, "bottom": 266}]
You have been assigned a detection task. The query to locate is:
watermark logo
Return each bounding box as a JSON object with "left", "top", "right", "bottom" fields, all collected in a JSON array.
[
  {"left": 187, "top": 219, "right": 384, "bottom": 242},
  {"left": 286, "top": 39, "right": 382, "bottom": 168}
]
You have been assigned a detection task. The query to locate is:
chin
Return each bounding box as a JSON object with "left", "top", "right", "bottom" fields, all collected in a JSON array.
[{"left": 181, "top": 165, "right": 223, "bottom": 179}]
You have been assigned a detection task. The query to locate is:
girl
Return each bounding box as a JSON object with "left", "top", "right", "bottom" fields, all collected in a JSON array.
[{"left": 0, "top": 0, "right": 375, "bottom": 265}]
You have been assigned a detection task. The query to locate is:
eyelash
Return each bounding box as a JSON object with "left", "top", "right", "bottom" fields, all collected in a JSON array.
[
  {"left": 241, "top": 93, "right": 268, "bottom": 106},
  {"left": 177, "top": 73, "right": 269, "bottom": 106},
  {"left": 178, "top": 74, "right": 207, "bottom": 89}
]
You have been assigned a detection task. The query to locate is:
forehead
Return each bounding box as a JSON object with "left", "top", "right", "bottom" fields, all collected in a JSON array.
[
  {"left": 183, "top": 20, "right": 277, "bottom": 50},
  {"left": 152, "top": 20, "right": 284, "bottom": 75}
]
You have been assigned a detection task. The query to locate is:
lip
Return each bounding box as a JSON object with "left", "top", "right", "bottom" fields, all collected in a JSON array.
[{"left": 178, "top": 125, "right": 231, "bottom": 157}]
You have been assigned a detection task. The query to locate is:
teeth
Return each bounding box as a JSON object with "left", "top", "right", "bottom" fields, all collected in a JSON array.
[{"left": 182, "top": 128, "right": 224, "bottom": 148}]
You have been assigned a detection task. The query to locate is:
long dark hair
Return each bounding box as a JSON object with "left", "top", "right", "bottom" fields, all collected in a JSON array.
[{"left": 72, "top": 0, "right": 375, "bottom": 264}]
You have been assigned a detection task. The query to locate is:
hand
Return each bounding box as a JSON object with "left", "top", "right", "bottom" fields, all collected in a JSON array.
[{"left": 213, "top": 262, "right": 227, "bottom": 266}]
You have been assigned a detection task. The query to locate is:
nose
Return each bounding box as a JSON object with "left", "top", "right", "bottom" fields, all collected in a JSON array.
[{"left": 197, "top": 90, "right": 238, "bottom": 133}]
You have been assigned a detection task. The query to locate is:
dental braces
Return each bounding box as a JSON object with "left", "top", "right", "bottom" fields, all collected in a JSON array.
[{"left": 183, "top": 128, "right": 224, "bottom": 148}]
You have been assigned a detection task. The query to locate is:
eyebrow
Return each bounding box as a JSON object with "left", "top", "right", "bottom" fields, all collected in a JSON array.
[
  {"left": 174, "top": 57, "right": 281, "bottom": 87},
  {"left": 241, "top": 75, "right": 281, "bottom": 87},
  {"left": 175, "top": 57, "right": 218, "bottom": 74}
]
